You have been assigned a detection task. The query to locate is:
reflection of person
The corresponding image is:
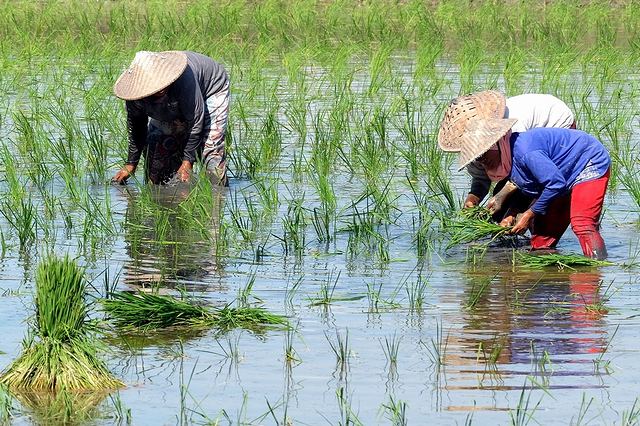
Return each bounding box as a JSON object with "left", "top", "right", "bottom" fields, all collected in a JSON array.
[
  {"left": 119, "top": 183, "right": 225, "bottom": 292},
  {"left": 453, "top": 118, "right": 610, "bottom": 259},
  {"left": 438, "top": 91, "right": 576, "bottom": 220},
  {"left": 444, "top": 269, "right": 607, "bottom": 381},
  {"left": 112, "top": 51, "right": 230, "bottom": 186}
]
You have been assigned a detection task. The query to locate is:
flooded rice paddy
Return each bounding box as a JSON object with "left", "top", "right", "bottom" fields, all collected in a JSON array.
[{"left": 1, "top": 55, "right": 640, "bottom": 425}]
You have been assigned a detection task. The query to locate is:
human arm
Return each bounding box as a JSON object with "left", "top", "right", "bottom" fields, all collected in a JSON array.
[
  {"left": 509, "top": 208, "right": 535, "bottom": 234},
  {"left": 176, "top": 160, "right": 192, "bottom": 182},
  {"left": 522, "top": 151, "right": 568, "bottom": 215},
  {"left": 112, "top": 102, "right": 147, "bottom": 183},
  {"left": 465, "top": 161, "right": 491, "bottom": 207},
  {"left": 124, "top": 101, "right": 149, "bottom": 165},
  {"left": 112, "top": 163, "right": 137, "bottom": 184}
]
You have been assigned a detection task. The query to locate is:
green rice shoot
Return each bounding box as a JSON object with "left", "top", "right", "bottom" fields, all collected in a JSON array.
[
  {"left": 516, "top": 252, "right": 615, "bottom": 270},
  {"left": 0, "top": 256, "right": 124, "bottom": 392},
  {"left": 102, "top": 291, "right": 289, "bottom": 332},
  {"left": 444, "top": 207, "right": 513, "bottom": 249}
]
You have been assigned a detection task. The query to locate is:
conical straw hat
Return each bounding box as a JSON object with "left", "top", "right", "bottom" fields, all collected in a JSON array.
[
  {"left": 437, "top": 90, "right": 507, "bottom": 152},
  {"left": 113, "top": 51, "right": 188, "bottom": 101},
  {"left": 457, "top": 117, "right": 517, "bottom": 171}
]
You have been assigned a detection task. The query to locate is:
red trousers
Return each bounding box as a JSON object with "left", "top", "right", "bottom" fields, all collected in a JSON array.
[{"left": 530, "top": 169, "right": 609, "bottom": 259}]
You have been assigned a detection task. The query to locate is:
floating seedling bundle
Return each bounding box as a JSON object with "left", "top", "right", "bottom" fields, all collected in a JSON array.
[
  {"left": 0, "top": 256, "right": 123, "bottom": 392},
  {"left": 443, "top": 207, "right": 513, "bottom": 249},
  {"left": 516, "top": 252, "right": 614, "bottom": 270},
  {"left": 102, "top": 291, "right": 288, "bottom": 332}
]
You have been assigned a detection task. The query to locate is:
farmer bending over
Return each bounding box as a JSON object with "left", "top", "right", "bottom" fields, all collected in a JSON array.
[
  {"left": 112, "top": 51, "right": 230, "bottom": 186},
  {"left": 455, "top": 118, "right": 610, "bottom": 259},
  {"left": 438, "top": 91, "right": 576, "bottom": 221}
]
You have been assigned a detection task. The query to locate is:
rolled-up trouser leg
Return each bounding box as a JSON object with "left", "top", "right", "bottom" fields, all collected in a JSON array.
[
  {"left": 570, "top": 169, "right": 609, "bottom": 259},
  {"left": 530, "top": 193, "right": 571, "bottom": 250},
  {"left": 143, "top": 119, "right": 188, "bottom": 184},
  {"left": 201, "top": 82, "right": 230, "bottom": 186}
]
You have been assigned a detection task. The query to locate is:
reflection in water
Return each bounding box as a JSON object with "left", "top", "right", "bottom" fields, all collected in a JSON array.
[
  {"left": 12, "top": 389, "right": 110, "bottom": 426},
  {"left": 443, "top": 266, "right": 609, "bottom": 401},
  {"left": 120, "top": 175, "right": 226, "bottom": 293}
]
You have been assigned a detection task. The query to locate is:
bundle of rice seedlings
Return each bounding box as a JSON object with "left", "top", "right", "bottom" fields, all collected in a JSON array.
[
  {"left": 102, "top": 291, "right": 288, "bottom": 332},
  {"left": 0, "top": 256, "right": 124, "bottom": 392},
  {"left": 444, "top": 207, "right": 513, "bottom": 249},
  {"left": 516, "top": 252, "right": 614, "bottom": 270}
]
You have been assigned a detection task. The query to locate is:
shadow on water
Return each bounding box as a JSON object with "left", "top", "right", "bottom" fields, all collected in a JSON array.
[
  {"left": 442, "top": 253, "right": 611, "bottom": 402},
  {"left": 118, "top": 175, "right": 226, "bottom": 293}
]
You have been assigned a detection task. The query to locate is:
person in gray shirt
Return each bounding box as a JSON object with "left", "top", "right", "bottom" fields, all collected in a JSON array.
[{"left": 112, "top": 50, "right": 230, "bottom": 185}]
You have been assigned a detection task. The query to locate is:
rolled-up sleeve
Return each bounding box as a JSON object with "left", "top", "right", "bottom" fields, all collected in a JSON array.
[{"left": 125, "top": 101, "right": 148, "bottom": 165}]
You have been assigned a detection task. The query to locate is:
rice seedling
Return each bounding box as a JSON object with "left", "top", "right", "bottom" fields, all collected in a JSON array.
[
  {"left": 381, "top": 395, "right": 408, "bottom": 426},
  {"left": 465, "top": 274, "right": 498, "bottom": 311},
  {"left": 284, "top": 325, "right": 300, "bottom": 366},
  {"left": 420, "top": 320, "right": 448, "bottom": 375},
  {"left": 280, "top": 193, "right": 307, "bottom": 257},
  {"left": 0, "top": 255, "right": 123, "bottom": 392},
  {"left": 102, "top": 290, "right": 288, "bottom": 332},
  {"left": 334, "top": 386, "right": 363, "bottom": 426},
  {"left": 406, "top": 276, "right": 429, "bottom": 312},
  {"left": 0, "top": 196, "right": 37, "bottom": 252},
  {"left": 237, "top": 272, "right": 258, "bottom": 308},
  {"left": 443, "top": 207, "right": 513, "bottom": 250},
  {"left": 477, "top": 339, "right": 505, "bottom": 383},
  {"left": 84, "top": 119, "right": 109, "bottom": 185},
  {"left": 284, "top": 276, "right": 303, "bottom": 309},
  {"left": 509, "top": 380, "right": 542, "bottom": 426},
  {"left": 516, "top": 252, "right": 614, "bottom": 270},
  {"left": 621, "top": 398, "right": 640, "bottom": 426},
  {"left": 308, "top": 270, "right": 364, "bottom": 307},
  {"left": 381, "top": 333, "right": 401, "bottom": 367},
  {"left": 108, "top": 391, "right": 133, "bottom": 426},
  {"left": 325, "top": 329, "right": 350, "bottom": 378},
  {"left": 593, "top": 325, "right": 619, "bottom": 375},
  {"left": 570, "top": 393, "right": 594, "bottom": 426}
]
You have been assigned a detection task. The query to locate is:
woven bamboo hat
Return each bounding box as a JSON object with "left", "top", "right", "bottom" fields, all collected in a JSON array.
[
  {"left": 437, "top": 90, "right": 507, "bottom": 152},
  {"left": 113, "top": 51, "right": 188, "bottom": 101},
  {"left": 457, "top": 117, "right": 517, "bottom": 171}
]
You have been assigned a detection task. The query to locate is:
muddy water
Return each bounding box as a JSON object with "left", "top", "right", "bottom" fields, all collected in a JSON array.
[{"left": 1, "top": 61, "right": 640, "bottom": 425}]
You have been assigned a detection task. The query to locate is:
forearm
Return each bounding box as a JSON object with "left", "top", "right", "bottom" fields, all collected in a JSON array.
[
  {"left": 125, "top": 107, "right": 148, "bottom": 164},
  {"left": 467, "top": 161, "right": 491, "bottom": 201}
]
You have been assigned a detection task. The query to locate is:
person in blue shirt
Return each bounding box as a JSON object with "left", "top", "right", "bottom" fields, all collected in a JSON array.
[{"left": 455, "top": 118, "right": 610, "bottom": 259}]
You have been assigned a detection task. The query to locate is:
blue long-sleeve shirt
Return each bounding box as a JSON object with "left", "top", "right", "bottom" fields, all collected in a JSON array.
[{"left": 509, "top": 128, "right": 610, "bottom": 215}]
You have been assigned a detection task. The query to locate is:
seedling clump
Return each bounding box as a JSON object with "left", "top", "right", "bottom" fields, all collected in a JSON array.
[
  {"left": 0, "top": 256, "right": 123, "bottom": 392},
  {"left": 102, "top": 290, "right": 289, "bottom": 332}
]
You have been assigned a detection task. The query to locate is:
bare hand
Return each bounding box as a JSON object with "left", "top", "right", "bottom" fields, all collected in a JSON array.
[
  {"left": 509, "top": 209, "right": 535, "bottom": 234},
  {"left": 112, "top": 164, "right": 136, "bottom": 184},
  {"left": 487, "top": 196, "right": 497, "bottom": 212},
  {"left": 464, "top": 194, "right": 481, "bottom": 209},
  {"left": 499, "top": 214, "right": 515, "bottom": 227},
  {"left": 176, "top": 161, "right": 192, "bottom": 182}
]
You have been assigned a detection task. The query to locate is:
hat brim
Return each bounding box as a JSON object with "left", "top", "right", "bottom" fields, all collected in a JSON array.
[
  {"left": 114, "top": 51, "right": 188, "bottom": 101},
  {"left": 438, "top": 90, "right": 507, "bottom": 152},
  {"left": 457, "top": 118, "right": 517, "bottom": 171}
]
